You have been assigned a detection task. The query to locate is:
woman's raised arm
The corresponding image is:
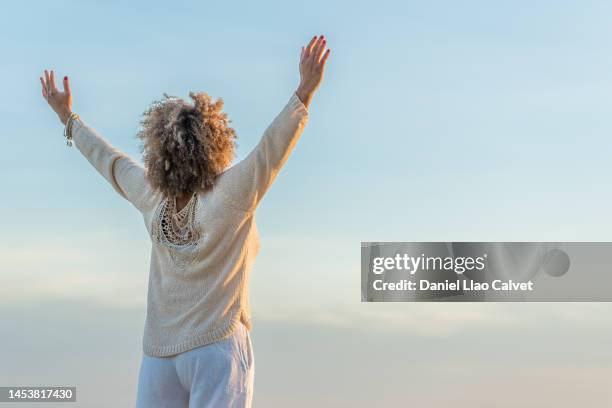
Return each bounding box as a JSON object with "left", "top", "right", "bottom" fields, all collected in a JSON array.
[
  {"left": 216, "top": 35, "right": 330, "bottom": 212},
  {"left": 40, "top": 70, "right": 159, "bottom": 212}
]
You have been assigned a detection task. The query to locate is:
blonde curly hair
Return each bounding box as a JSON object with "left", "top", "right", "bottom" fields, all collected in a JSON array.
[{"left": 138, "top": 92, "right": 237, "bottom": 197}]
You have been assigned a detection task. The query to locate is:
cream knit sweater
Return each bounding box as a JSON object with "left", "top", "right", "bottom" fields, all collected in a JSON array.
[{"left": 72, "top": 92, "right": 309, "bottom": 357}]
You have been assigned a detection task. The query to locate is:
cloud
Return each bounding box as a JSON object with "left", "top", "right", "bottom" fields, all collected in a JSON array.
[
  {"left": 255, "top": 302, "right": 612, "bottom": 337},
  {"left": 1, "top": 299, "right": 611, "bottom": 408},
  {"left": 0, "top": 229, "right": 148, "bottom": 308},
  {"left": 3, "top": 231, "right": 612, "bottom": 337}
]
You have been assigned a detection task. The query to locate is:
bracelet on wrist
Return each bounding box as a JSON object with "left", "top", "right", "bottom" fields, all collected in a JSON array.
[{"left": 63, "top": 112, "right": 80, "bottom": 147}]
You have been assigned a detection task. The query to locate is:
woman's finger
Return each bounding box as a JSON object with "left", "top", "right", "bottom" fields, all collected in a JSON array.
[
  {"left": 305, "top": 35, "right": 318, "bottom": 56},
  {"left": 320, "top": 48, "right": 331, "bottom": 66},
  {"left": 63, "top": 75, "right": 71, "bottom": 95},
  {"left": 49, "top": 70, "right": 58, "bottom": 93},
  {"left": 44, "top": 70, "right": 50, "bottom": 91},
  {"left": 313, "top": 36, "right": 325, "bottom": 57},
  {"left": 40, "top": 77, "right": 48, "bottom": 99},
  {"left": 315, "top": 38, "right": 327, "bottom": 62},
  {"left": 45, "top": 70, "right": 53, "bottom": 95}
]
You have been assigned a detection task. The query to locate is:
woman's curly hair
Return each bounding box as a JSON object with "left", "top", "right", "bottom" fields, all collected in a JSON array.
[{"left": 138, "top": 92, "right": 237, "bottom": 197}]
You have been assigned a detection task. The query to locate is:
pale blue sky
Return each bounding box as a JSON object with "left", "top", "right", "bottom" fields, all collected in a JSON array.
[{"left": 1, "top": 1, "right": 612, "bottom": 406}]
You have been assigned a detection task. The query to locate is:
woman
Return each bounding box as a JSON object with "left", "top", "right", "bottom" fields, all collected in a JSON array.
[{"left": 39, "top": 35, "right": 330, "bottom": 407}]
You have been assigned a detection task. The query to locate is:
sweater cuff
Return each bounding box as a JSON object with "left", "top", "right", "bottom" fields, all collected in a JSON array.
[
  {"left": 291, "top": 92, "right": 310, "bottom": 117},
  {"left": 70, "top": 118, "right": 87, "bottom": 147}
]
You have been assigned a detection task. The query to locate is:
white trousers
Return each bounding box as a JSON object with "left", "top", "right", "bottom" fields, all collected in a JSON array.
[{"left": 136, "top": 322, "right": 254, "bottom": 408}]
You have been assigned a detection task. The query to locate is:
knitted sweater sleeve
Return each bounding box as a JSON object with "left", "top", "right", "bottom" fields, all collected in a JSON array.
[
  {"left": 71, "top": 119, "right": 158, "bottom": 213},
  {"left": 217, "top": 92, "right": 309, "bottom": 212}
]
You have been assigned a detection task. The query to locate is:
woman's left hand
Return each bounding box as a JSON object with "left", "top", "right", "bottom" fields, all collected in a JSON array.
[
  {"left": 40, "top": 70, "right": 73, "bottom": 125},
  {"left": 296, "top": 35, "right": 330, "bottom": 109}
]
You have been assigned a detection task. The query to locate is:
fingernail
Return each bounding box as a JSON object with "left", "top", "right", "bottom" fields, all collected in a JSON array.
[{"left": 64, "top": 76, "right": 68, "bottom": 80}]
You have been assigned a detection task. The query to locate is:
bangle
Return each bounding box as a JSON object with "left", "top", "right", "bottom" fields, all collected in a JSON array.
[{"left": 64, "top": 112, "right": 80, "bottom": 147}]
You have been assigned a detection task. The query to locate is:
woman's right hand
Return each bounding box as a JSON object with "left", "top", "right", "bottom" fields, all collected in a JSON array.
[
  {"left": 40, "top": 70, "right": 73, "bottom": 125},
  {"left": 296, "top": 35, "right": 330, "bottom": 109}
]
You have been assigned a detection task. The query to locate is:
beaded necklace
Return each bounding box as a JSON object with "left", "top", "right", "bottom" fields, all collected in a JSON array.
[{"left": 152, "top": 192, "right": 200, "bottom": 251}]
